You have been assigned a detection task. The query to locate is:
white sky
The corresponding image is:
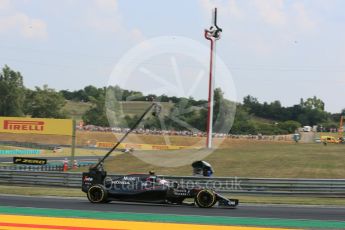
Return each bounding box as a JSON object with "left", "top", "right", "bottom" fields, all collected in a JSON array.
[{"left": 0, "top": 0, "right": 344, "bottom": 112}]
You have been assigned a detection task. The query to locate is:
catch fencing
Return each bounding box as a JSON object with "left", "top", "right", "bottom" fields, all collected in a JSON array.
[
  {"left": 0, "top": 170, "right": 345, "bottom": 196},
  {"left": 0, "top": 162, "right": 95, "bottom": 172}
]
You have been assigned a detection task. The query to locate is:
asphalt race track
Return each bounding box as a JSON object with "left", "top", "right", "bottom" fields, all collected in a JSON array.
[{"left": 0, "top": 194, "right": 344, "bottom": 222}]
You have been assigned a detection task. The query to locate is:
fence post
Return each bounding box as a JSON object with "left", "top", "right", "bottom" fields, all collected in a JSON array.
[{"left": 71, "top": 120, "right": 76, "bottom": 165}]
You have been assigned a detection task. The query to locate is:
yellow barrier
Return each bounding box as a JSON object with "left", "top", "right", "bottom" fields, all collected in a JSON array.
[
  {"left": 0, "top": 117, "right": 73, "bottom": 136},
  {"left": 96, "top": 142, "right": 195, "bottom": 150}
]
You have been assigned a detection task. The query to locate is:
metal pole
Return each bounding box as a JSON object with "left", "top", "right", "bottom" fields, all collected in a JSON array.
[
  {"left": 71, "top": 119, "right": 76, "bottom": 165},
  {"left": 206, "top": 39, "right": 215, "bottom": 148},
  {"left": 205, "top": 8, "right": 222, "bottom": 149}
]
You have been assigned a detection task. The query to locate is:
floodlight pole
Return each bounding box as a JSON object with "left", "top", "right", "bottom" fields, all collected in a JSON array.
[{"left": 205, "top": 8, "right": 222, "bottom": 149}]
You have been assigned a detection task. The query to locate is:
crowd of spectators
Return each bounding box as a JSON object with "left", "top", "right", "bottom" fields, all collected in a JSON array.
[{"left": 76, "top": 125, "right": 292, "bottom": 141}]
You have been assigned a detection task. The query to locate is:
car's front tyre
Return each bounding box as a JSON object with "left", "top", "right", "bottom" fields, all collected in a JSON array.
[{"left": 194, "top": 189, "right": 217, "bottom": 208}]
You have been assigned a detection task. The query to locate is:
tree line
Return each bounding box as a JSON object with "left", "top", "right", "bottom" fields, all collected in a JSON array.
[
  {"left": 0, "top": 65, "right": 66, "bottom": 118},
  {"left": 1, "top": 65, "right": 343, "bottom": 135}
]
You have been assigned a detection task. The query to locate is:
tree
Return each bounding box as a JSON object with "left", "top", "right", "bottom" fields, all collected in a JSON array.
[
  {"left": 278, "top": 120, "right": 301, "bottom": 133},
  {"left": 84, "top": 85, "right": 100, "bottom": 99},
  {"left": 0, "top": 65, "right": 25, "bottom": 116},
  {"left": 230, "top": 106, "right": 257, "bottom": 134},
  {"left": 213, "top": 88, "right": 236, "bottom": 133},
  {"left": 302, "top": 96, "right": 325, "bottom": 111},
  {"left": 25, "top": 85, "right": 67, "bottom": 118},
  {"left": 82, "top": 106, "right": 109, "bottom": 126},
  {"left": 165, "top": 97, "right": 199, "bottom": 131},
  {"left": 243, "top": 95, "right": 259, "bottom": 106},
  {"left": 268, "top": 100, "right": 283, "bottom": 120},
  {"left": 243, "top": 95, "right": 260, "bottom": 114},
  {"left": 82, "top": 94, "right": 109, "bottom": 126},
  {"left": 74, "top": 89, "right": 89, "bottom": 101},
  {"left": 59, "top": 90, "right": 75, "bottom": 100},
  {"left": 255, "top": 123, "right": 285, "bottom": 135}
]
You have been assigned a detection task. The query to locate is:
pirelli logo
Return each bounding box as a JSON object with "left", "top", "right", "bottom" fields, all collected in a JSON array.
[
  {"left": 0, "top": 117, "right": 73, "bottom": 136},
  {"left": 3, "top": 120, "right": 45, "bottom": 131}
]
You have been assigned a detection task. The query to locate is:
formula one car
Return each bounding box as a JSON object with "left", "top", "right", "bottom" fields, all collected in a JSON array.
[
  {"left": 81, "top": 102, "right": 239, "bottom": 208},
  {"left": 82, "top": 170, "right": 238, "bottom": 208}
]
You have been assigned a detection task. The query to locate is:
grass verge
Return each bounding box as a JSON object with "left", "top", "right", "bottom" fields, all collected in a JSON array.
[{"left": 0, "top": 185, "right": 83, "bottom": 197}]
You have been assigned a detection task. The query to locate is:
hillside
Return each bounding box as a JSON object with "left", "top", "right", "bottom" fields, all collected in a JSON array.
[
  {"left": 64, "top": 100, "right": 173, "bottom": 122},
  {"left": 61, "top": 87, "right": 340, "bottom": 135},
  {"left": 64, "top": 101, "right": 92, "bottom": 121},
  {"left": 63, "top": 100, "right": 292, "bottom": 135}
]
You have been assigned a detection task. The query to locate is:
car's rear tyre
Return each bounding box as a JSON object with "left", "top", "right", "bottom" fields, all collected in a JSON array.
[
  {"left": 194, "top": 189, "right": 217, "bottom": 208},
  {"left": 87, "top": 185, "right": 108, "bottom": 203}
]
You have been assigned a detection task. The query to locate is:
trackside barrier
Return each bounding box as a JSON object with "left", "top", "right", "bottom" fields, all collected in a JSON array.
[
  {"left": 0, "top": 149, "right": 41, "bottom": 155},
  {"left": 0, "top": 162, "right": 95, "bottom": 172},
  {"left": 0, "top": 165, "right": 64, "bottom": 172},
  {"left": 0, "top": 170, "right": 345, "bottom": 196},
  {"left": 0, "top": 141, "right": 104, "bottom": 151}
]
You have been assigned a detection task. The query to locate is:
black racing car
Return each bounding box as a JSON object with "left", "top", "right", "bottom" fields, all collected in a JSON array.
[
  {"left": 82, "top": 170, "right": 238, "bottom": 208},
  {"left": 81, "top": 102, "right": 239, "bottom": 208}
]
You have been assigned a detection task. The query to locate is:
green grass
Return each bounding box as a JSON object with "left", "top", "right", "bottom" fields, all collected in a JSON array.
[
  {"left": 91, "top": 142, "right": 345, "bottom": 178},
  {"left": 0, "top": 185, "right": 83, "bottom": 197},
  {"left": 234, "top": 195, "right": 345, "bottom": 205}
]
